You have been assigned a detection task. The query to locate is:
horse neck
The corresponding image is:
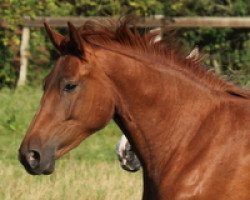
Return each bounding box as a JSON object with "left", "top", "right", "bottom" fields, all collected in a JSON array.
[{"left": 98, "top": 49, "right": 217, "bottom": 179}]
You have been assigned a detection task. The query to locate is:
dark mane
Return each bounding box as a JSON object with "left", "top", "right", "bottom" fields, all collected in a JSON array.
[{"left": 63, "top": 17, "right": 250, "bottom": 99}]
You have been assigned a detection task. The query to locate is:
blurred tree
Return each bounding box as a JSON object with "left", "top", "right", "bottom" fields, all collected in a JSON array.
[
  {"left": 161, "top": 0, "right": 250, "bottom": 80},
  {"left": 0, "top": 0, "right": 73, "bottom": 88},
  {"left": 0, "top": 0, "right": 249, "bottom": 88}
]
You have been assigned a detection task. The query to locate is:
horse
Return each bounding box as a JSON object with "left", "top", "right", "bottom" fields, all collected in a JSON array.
[
  {"left": 19, "top": 17, "right": 250, "bottom": 199},
  {"left": 116, "top": 134, "right": 141, "bottom": 172}
]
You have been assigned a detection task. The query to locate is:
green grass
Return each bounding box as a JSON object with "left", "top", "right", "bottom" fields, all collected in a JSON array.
[{"left": 0, "top": 86, "right": 142, "bottom": 200}]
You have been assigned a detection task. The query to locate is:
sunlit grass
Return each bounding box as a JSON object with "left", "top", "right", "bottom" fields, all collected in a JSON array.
[
  {"left": 0, "top": 86, "right": 142, "bottom": 200},
  {"left": 0, "top": 160, "right": 142, "bottom": 200}
]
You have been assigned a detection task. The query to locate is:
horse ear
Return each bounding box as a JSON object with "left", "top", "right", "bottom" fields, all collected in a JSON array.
[
  {"left": 67, "top": 22, "right": 85, "bottom": 57},
  {"left": 44, "top": 22, "right": 65, "bottom": 53},
  {"left": 186, "top": 46, "right": 200, "bottom": 60}
]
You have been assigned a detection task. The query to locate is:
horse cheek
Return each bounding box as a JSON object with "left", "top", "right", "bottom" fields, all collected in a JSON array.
[{"left": 86, "top": 97, "right": 115, "bottom": 132}]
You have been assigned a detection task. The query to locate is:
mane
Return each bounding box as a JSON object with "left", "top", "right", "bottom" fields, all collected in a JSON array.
[{"left": 63, "top": 16, "right": 250, "bottom": 99}]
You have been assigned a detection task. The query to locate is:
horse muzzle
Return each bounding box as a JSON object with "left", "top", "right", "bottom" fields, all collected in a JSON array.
[{"left": 18, "top": 146, "right": 55, "bottom": 175}]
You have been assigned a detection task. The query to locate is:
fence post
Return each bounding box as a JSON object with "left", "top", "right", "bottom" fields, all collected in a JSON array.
[{"left": 17, "top": 27, "right": 30, "bottom": 87}]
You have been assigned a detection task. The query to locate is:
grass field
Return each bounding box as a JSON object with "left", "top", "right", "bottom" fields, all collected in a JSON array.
[{"left": 0, "top": 87, "right": 142, "bottom": 200}]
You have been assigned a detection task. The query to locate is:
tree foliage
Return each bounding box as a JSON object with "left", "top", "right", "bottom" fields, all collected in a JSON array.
[
  {"left": 0, "top": 0, "right": 249, "bottom": 88},
  {"left": 0, "top": 0, "right": 73, "bottom": 87}
]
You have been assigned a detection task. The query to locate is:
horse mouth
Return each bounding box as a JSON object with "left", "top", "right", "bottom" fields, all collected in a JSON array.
[
  {"left": 24, "top": 161, "right": 55, "bottom": 175},
  {"left": 121, "top": 164, "right": 140, "bottom": 172}
]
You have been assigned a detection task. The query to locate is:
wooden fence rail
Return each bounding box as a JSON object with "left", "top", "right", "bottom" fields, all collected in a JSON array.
[
  {"left": 23, "top": 16, "right": 250, "bottom": 28},
  {"left": 2, "top": 17, "right": 250, "bottom": 28}
]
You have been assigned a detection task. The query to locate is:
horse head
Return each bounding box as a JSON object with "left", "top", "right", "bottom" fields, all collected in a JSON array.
[{"left": 19, "top": 22, "right": 116, "bottom": 175}]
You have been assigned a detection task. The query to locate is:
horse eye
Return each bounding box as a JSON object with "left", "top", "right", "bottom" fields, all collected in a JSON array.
[{"left": 63, "top": 83, "right": 77, "bottom": 92}]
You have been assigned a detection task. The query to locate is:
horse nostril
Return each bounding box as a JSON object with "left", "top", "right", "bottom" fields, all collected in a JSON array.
[{"left": 26, "top": 150, "right": 40, "bottom": 170}]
